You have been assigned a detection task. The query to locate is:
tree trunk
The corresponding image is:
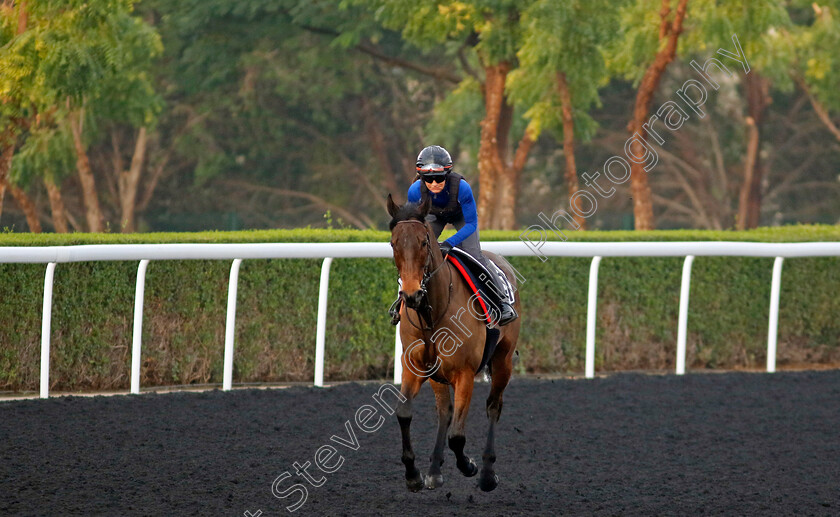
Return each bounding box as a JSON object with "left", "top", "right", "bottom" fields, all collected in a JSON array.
[
  {"left": 0, "top": 1, "right": 27, "bottom": 222},
  {"left": 7, "top": 183, "right": 41, "bottom": 232},
  {"left": 626, "top": 0, "right": 689, "bottom": 230},
  {"left": 491, "top": 97, "right": 521, "bottom": 228},
  {"left": 64, "top": 207, "right": 82, "bottom": 232},
  {"left": 69, "top": 107, "right": 105, "bottom": 232},
  {"left": 0, "top": 141, "right": 14, "bottom": 222},
  {"left": 477, "top": 61, "right": 510, "bottom": 229},
  {"left": 494, "top": 173, "right": 518, "bottom": 229},
  {"left": 737, "top": 117, "right": 759, "bottom": 230},
  {"left": 16, "top": 1, "right": 27, "bottom": 33},
  {"left": 496, "top": 98, "right": 514, "bottom": 167},
  {"left": 137, "top": 150, "right": 168, "bottom": 213},
  {"left": 799, "top": 76, "right": 840, "bottom": 143},
  {"left": 557, "top": 72, "right": 586, "bottom": 230},
  {"left": 477, "top": 60, "right": 538, "bottom": 230},
  {"left": 737, "top": 72, "right": 769, "bottom": 229},
  {"left": 495, "top": 124, "right": 536, "bottom": 230},
  {"left": 361, "top": 98, "right": 400, "bottom": 195},
  {"left": 118, "top": 127, "right": 147, "bottom": 232},
  {"left": 44, "top": 176, "right": 69, "bottom": 233}
]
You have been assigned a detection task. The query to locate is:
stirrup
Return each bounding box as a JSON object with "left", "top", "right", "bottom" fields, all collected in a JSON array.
[
  {"left": 389, "top": 297, "right": 402, "bottom": 325},
  {"left": 497, "top": 303, "right": 518, "bottom": 326}
]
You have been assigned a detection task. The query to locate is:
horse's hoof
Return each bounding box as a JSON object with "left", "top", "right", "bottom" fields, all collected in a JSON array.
[
  {"left": 406, "top": 475, "right": 424, "bottom": 492},
  {"left": 424, "top": 473, "right": 444, "bottom": 490},
  {"left": 478, "top": 472, "right": 499, "bottom": 492},
  {"left": 458, "top": 458, "right": 478, "bottom": 477}
]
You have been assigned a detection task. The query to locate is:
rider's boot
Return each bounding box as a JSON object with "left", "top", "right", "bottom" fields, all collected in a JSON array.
[
  {"left": 497, "top": 300, "right": 518, "bottom": 326},
  {"left": 486, "top": 269, "right": 518, "bottom": 326}
]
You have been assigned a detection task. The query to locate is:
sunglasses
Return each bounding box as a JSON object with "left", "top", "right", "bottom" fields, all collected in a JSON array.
[{"left": 422, "top": 173, "right": 447, "bottom": 184}]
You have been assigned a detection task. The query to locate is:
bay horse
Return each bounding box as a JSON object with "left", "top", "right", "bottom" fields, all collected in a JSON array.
[{"left": 386, "top": 194, "right": 521, "bottom": 492}]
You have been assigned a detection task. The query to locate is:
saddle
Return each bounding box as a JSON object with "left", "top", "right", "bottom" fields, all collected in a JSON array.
[
  {"left": 445, "top": 249, "right": 514, "bottom": 320},
  {"left": 444, "top": 248, "right": 514, "bottom": 374}
]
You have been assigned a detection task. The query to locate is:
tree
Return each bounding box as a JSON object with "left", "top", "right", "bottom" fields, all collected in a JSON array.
[
  {"left": 787, "top": 1, "right": 840, "bottom": 143},
  {"left": 608, "top": 0, "right": 797, "bottom": 230},
  {"left": 509, "top": 0, "right": 621, "bottom": 230},
  {"left": 10, "top": 122, "right": 75, "bottom": 231},
  {"left": 0, "top": 0, "right": 37, "bottom": 229},
  {"left": 609, "top": 0, "right": 690, "bottom": 230},
  {"left": 136, "top": 0, "right": 456, "bottom": 230},
  {"left": 359, "top": 0, "right": 543, "bottom": 229},
  {"left": 679, "top": 0, "right": 789, "bottom": 229},
  {"left": 0, "top": 0, "right": 161, "bottom": 232}
]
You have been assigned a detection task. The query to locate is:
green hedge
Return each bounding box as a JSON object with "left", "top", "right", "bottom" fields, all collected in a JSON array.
[{"left": 1, "top": 225, "right": 839, "bottom": 392}]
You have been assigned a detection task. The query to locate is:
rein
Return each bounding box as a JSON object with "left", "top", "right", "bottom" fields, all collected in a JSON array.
[{"left": 394, "top": 220, "right": 453, "bottom": 332}]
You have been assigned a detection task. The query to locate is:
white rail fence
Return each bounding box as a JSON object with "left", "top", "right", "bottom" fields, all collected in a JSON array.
[{"left": 2, "top": 241, "right": 839, "bottom": 398}]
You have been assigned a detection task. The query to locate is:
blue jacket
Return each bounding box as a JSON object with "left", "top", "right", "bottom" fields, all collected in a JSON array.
[{"left": 407, "top": 178, "right": 478, "bottom": 247}]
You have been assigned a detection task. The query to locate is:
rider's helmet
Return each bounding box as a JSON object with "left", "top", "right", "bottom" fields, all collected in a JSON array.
[{"left": 415, "top": 145, "right": 453, "bottom": 175}]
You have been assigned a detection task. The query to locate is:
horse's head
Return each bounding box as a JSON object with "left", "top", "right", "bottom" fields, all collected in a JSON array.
[{"left": 387, "top": 194, "right": 437, "bottom": 310}]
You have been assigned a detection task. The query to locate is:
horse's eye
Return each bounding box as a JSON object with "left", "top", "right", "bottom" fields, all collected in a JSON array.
[{"left": 421, "top": 241, "right": 427, "bottom": 247}]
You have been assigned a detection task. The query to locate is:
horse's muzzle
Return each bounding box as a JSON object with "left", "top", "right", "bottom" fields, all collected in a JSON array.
[{"left": 400, "top": 289, "right": 426, "bottom": 309}]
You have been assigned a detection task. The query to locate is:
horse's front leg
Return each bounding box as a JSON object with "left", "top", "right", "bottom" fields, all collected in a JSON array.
[
  {"left": 448, "top": 372, "right": 478, "bottom": 477},
  {"left": 396, "top": 374, "right": 425, "bottom": 492},
  {"left": 425, "top": 380, "right": 452, "bottom": 489}
]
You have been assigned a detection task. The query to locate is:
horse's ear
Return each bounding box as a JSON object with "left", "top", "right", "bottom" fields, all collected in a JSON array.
[
  {"left": 419, "top": 194, "right": 431, "bottom": 218},
  {"left": 386, "top": 194, "right": 400, "bottom": 218}
]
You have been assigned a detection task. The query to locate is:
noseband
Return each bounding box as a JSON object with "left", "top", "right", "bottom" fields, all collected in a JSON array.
[{"left": 394, "top": 220, "right": 452, "bottom": 330}]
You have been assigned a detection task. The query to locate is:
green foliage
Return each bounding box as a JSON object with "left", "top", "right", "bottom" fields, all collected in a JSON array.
[
  {"left": 508, "top": 0, "right": 621, "bottom": 141},
  {"left": 359, "top": 0, "right": 480, "bottom": 49},
  {"left": 137, "top": 0, "right": 431, "bottom": 214},
  {"left": 1, "top": 226, "right": 838, "bottom": 392},
  {"left": 606, "top": 0, "right": 791, "bottom": 84},
  {"left": 360, "top": 0, "right": 626, "bottom": 188},
  {"left": 4, "top": 0, "right": 840, "bottom": 235},
  {"left": 683, "top": 0, "right": 792, "bottom": 86},
  {"left": 0, "top": 0, "right": 162, "bottom": 199},
  {"left": 425, "top": 77, "right": 485, "bottom": 153},
  {"left": 0, "top": 0, "right": 161, "bottom": 108},
  {"left": 606, "top": 0, "right": 664, "bottom": 83},
  {"left": 788, "top": 0, "right": 840, "bottom": 109},
  {"left": 9, "top": 124, "right": 76, "bottom": 188}
]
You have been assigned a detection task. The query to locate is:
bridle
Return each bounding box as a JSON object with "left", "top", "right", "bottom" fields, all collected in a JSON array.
[{"left": 393, "top": 220, "right": 453, "bottom": 331}]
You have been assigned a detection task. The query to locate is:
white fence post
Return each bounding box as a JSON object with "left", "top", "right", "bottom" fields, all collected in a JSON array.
[
  {"left": 223, "top": 259, "right": 243, "bottom": 391},
  {"left": 40, "top": 262, "right": 57, "bottom": 399},
  {"left": 130, "top": 260, "right": 150, "bottom": 395},
  {"left": 767, "top": 257, "right": 784, "bottom": 373},
  {"left": 585, "top": 256, "right": 602, "bottom": 379},
  {"left": 314, "top": 257, "right": 333, "bottom": 387},
  {"left": 676, "top": 255, "right": 695, "bottom": 375},
  {"left": 394, "top": 323, "right": 402, "bottom": 385},
  {"left": 4, "top": 241, "right": 839, "bottom": 397}
]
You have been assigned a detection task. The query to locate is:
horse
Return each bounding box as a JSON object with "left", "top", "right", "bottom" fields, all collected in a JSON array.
[{"left": 386, "top": 194, "right": 522, "bottom": 492}]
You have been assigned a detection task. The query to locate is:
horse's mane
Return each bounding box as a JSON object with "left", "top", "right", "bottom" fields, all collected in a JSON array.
[{"left": 389, "top": 202, "right": 427, "bottom": 231}]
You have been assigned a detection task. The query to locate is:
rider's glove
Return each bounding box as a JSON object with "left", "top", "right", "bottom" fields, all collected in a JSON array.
[{"left": 439, "top": 241, "right": 453, "bottom": 255}]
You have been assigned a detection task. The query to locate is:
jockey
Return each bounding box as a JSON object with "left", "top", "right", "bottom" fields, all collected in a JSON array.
[{"left": 389, "top": 145, "right": 518, "bottom": 327}]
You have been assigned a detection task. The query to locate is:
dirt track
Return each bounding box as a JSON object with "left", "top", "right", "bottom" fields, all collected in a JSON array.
[{"left": 1, "top": 370, "right": 839, "bottom": 516}]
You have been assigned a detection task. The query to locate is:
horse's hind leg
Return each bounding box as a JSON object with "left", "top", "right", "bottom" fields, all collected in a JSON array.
[
  {"left": 425, "top": 380, "right": 452, "bottom": 489},
  {"left": 397, "top": 375, "right": 425, "bottom": 492},
  {"left": 448, "top": 373, "right": 478, "bottom": 477},
  {"left": 479, "top": 348, "right": 513, "bottom": 492}
]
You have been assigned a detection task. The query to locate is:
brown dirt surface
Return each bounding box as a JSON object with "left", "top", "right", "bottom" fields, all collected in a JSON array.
[{"left": 1, "top": 370, "right": 839, "bottom": 515}]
